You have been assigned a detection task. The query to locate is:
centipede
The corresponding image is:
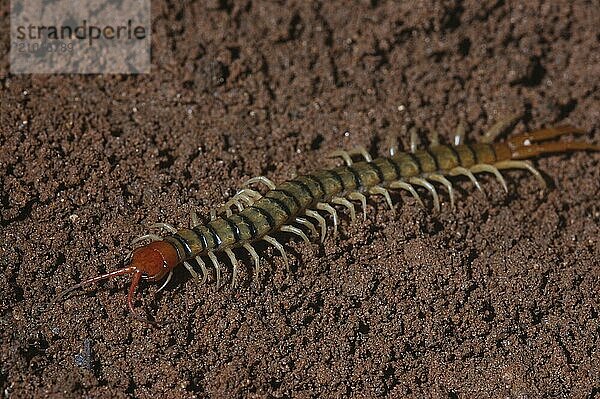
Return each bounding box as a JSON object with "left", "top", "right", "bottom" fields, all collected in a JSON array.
[{"left": 55, "top": 117, "right": 600, "bottom": 322}]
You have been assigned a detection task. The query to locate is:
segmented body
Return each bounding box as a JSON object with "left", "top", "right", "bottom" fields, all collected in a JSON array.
[
  {"left": 169, "top": 142, "right": 500, "bottom": 259},
  {"left": 55, "top": 121, "right": 599, "bottom": 322}
]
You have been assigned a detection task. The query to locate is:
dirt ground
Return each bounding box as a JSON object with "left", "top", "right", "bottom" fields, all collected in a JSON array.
[{"left": 1, "top": 1, "right": 599, "bottom": 398}]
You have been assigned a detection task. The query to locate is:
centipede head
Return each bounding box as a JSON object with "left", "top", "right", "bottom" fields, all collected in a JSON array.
[{"left": 54, "top": 241, "right": 179, "bottom": 324}]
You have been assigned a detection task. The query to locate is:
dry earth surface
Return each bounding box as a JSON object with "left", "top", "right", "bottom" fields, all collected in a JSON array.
[{"left": 1, "top": 1, "right": 599, "bottom": 397}]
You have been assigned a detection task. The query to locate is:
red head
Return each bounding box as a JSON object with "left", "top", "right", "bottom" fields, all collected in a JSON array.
[{"left": 55, "top": 241, "right": 180, "bottom": 323}]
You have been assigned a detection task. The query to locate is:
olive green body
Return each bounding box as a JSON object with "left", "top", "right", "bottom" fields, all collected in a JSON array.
[{"left": 165, "top": 143, "right": 502, "bottom": 260}]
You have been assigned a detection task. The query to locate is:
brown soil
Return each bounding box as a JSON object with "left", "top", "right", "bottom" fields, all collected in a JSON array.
[{"left": 1, "top": 1, "right": 599, "bottom": 398}]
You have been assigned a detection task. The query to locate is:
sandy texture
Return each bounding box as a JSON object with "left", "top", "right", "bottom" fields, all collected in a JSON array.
[{"left": 1, "top": 1, "right": 599, "bottom": 397}]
